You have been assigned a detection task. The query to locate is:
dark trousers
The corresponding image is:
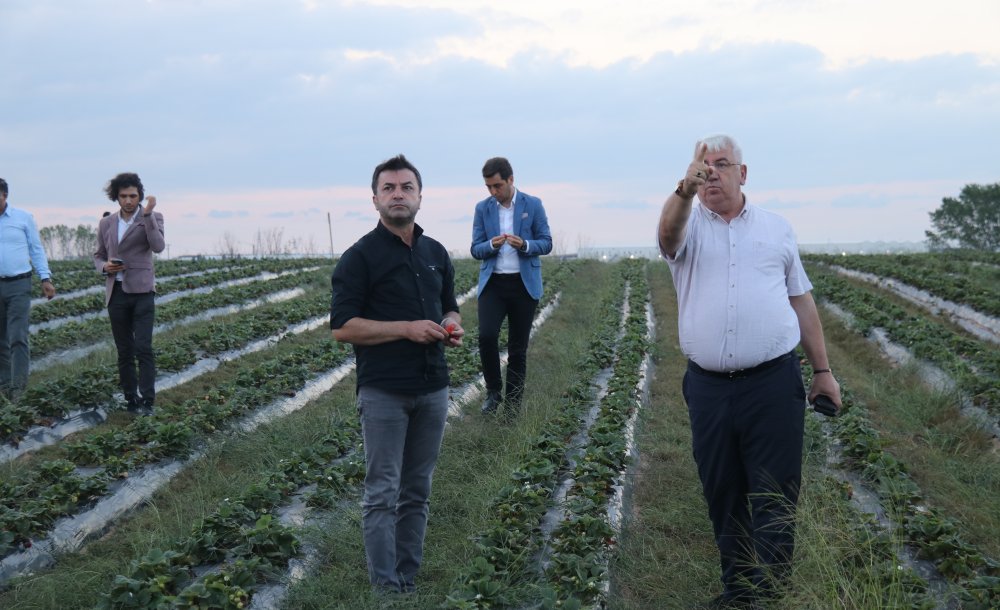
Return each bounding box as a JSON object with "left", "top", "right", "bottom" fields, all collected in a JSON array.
[
  {"left": 477, "top": 273, "right": 538, "bottom": 406},
  {"left": 682, "top": 353, "right": 805, "bottom": 602},
  {"left": 108, "top": 282, "right": 156, "bottom": 406},
  {"left": 0, "top": 275, "right": 32, "bottom": 398}
]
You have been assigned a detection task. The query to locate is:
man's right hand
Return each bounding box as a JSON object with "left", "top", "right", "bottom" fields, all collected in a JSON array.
[{"left": 680, "top": 143, "right": 711, "bottom": 198}]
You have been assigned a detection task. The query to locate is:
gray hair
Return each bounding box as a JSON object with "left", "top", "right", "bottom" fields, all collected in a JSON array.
[{"left": 697, "top": 134, "right": 743, "bottom": 163}]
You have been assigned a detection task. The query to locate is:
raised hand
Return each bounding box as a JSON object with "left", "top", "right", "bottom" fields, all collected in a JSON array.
[{"left": 680, "top": 143, "right": 710, "bottom": 197}]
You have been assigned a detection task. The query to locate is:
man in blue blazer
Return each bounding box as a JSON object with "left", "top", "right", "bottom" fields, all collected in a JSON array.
[{"left": 470, "top": 157, "right": 552, "bottom": 417}]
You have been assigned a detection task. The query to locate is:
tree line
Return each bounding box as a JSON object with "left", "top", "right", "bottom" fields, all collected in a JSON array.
[{"left": 39, "top": 224, "right": 98, "bottom": 260}]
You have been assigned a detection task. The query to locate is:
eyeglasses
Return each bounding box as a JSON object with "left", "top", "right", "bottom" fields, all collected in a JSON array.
[{"left": 708, "top": 160, "right": 741, "bottom": 171}]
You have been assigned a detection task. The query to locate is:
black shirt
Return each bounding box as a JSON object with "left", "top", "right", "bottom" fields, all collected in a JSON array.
[{"left": 330, "top": 221, "right": 459, "bottom": 394}]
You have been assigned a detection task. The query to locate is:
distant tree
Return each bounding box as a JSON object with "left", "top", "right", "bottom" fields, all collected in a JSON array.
[
  {"left": 39, "top": 224, "right": 97, "bottom": 259},
  {"left": 925, "top": 182, "right": 1000, "bottom": 251},
  {"left": 73, "top": 225, "right": 97, "bottom": 258},
  {"left": 252, "top": 227, "right": 286, "bottom": 256},
  {"left": 216, "top": 231, "right": 241, "bottom": 258}
]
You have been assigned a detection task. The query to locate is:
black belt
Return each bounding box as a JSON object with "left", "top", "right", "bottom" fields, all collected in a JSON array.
[
  {"left": 0, "top": 271, "right": 31, "bottom": 282},
  {"left": 688, "top": 350, "right": 795, "bottom": 380}
]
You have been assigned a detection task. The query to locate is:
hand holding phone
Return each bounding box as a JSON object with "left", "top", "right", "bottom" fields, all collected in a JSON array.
[{"left": 810, "top": 394, "right": 839, "bottom": 417}]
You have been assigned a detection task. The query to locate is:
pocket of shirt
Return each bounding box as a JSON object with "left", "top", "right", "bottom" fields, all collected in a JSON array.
[{"left": 753, "top": 240, "right": 787, "bottom": 274}]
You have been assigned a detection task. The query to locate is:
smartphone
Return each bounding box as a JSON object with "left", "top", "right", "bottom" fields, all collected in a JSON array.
[
  {"left": 810, "top": 394, "right": 839, "bottom": 417},
  {"left": 110, "top": 258, "right": 124, "bottom": 265}
]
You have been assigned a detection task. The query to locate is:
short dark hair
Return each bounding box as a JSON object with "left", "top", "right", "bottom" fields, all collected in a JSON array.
[
  {"left": 482, "top": 157, "right": 513, "bottom": 180},
  {"left": 371, "top": 155, "right": 422, "bottom": 194},
  {"left": 105, "top": 172, "right": 144, "bottom": 202},
  {"left": 0, "top": 178, "right": 8, "bottom": 196}
]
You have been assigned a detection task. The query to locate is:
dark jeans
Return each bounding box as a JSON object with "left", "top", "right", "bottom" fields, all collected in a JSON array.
[
  {"left": 683, "top": 353, "right": 805, "bottom": 602},
  {"left": 477, "top": 273, "right": 538, "bottom": 406},
  {"left": 357, "top": 385, "right": 449, "bottom": 591},
  {"left": 0, "top": 276, "right": 32, "bottom": 398},
  {"left": 108, "top": 282, "right": 156, "bottom": 406}
]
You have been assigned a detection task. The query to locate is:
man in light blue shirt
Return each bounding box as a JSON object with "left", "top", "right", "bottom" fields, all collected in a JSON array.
[{"left": 0, "top": 178, "right": 56, "bottom": 400}]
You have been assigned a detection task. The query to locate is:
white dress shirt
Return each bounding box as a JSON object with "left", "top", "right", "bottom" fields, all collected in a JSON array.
[
  {"left": 494, "top": 188, "right": 520, "bottom": 274},
  {"left": 114, "top": 210, "right": 137, "bottom": 281},
  {"left": 665, "top": 200, "right": 812, "bottom": 372}
]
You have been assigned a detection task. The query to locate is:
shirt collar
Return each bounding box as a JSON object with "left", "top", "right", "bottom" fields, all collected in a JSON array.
[
  {"left": 495, "top": 188, "right": 518, "bottom": 208},
  {"left": 375, "top": 220, "right": 423, "bottom": 243},
  {"left": 700, "top": 195, "right": 751, "bottom": 222}
]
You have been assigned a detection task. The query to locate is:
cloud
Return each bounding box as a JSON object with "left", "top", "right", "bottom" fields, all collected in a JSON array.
[
  {"left": 3, "top": 1, "right": 998, "bottom": 256},
  {"left": 207, "top": 210, "right": 251, "bottom": 219}
]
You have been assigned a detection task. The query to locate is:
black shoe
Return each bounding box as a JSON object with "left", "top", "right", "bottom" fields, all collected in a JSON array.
[
  {"left": 481, "top": 390, "right": 502, "bottom": 415},
  {"left": 125, "top": 396, "right": 153, "bottom": 416}
]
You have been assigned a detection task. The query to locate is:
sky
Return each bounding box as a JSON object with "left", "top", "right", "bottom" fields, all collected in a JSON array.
[{"left": 2, "top": 0, "right": 998, "bottom": 258}]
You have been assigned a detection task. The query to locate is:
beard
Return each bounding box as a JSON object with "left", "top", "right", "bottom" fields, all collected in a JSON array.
[{"left": 378, "top": 205, "right": 417, "bottom": 227}]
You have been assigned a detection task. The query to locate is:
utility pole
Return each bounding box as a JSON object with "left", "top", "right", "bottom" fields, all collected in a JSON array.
[{"left": 327, "top": 212, "right": 334, "bottom": 259}]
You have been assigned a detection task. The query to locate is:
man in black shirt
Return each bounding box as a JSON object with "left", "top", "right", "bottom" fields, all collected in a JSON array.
[{"left": 330, "top": 154, "right": 465, "bottom": 594}]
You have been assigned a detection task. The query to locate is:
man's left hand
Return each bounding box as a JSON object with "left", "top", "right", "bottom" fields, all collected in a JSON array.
[
  {"left": 504, "top": 234, "right": 525, "bottom": 251},
  {"left": 441, "top": 319, "right": 465, "bottom": 348},
  {"left": 808, "top": 373, "right": 841, "bottom": 411},
  {"left": 144, "top": 195, "right": 157, "bottom": 215},
  {"left": 41, "top": 280, "right": 56, "bottom": 300}
]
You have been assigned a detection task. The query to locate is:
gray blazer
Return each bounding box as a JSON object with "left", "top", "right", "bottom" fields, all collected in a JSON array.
[{"left": 93, "top": 206, "right": 165, "bottom": 306}]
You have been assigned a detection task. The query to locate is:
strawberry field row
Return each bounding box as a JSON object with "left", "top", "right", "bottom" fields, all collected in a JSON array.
[
  {"left": 30, "top": 267, "right": 326, "bottom": 359},
  {"left": 96, "top": 426, "right": 365, "bottom": 609},
  {"left": 819, "top": 369, "right": 1000, "bottom": 609},
  {"left": 1, "top": 287, "right": 332, "bottom": 450},
  {"left": 808, "top": 264, "right": 1000, "bottom": 417},
  {"left": 32, "top": 259, "right": 323, "bottom": 323},
  {"left": 803, "top": 253, "right": 1000, "bottom": 319},
  {"left": 0, "top": 335, "right": 353, "bottom": 562},
  {"left": 542, "top": 262, "right": 649, "bottom": 607},
  {"left": 444, "top": 263, "right": 631, "bottom": 608}
]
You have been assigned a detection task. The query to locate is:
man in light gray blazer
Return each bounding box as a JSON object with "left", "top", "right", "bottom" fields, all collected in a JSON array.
[{"left": 94, "top": 172, "right": 165, "bottom": 414}]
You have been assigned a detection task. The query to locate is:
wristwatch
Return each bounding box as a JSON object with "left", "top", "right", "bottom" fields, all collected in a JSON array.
[{"left": 675, "top": 180, "right": 693, "bottom": 199}]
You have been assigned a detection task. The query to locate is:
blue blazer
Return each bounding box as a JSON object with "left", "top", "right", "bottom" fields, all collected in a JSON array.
[{"left": 470, "top": 190, "right": 552, "bottom": 300}]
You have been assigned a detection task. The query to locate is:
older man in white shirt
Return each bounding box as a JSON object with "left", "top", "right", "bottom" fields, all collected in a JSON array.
[{"left": 657, "top": 135, "right": 841, "bottom": 609}]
